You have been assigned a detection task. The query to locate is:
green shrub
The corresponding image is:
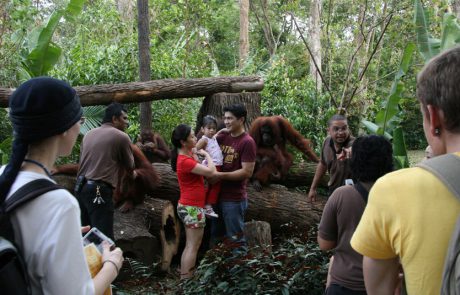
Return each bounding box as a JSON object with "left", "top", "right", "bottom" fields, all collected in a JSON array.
[
  {"left": 260, "top": 57, "right": 335, "bottom": 155},
  {"left": 181, "top": 226, "right": 329, "bottom": 295}
]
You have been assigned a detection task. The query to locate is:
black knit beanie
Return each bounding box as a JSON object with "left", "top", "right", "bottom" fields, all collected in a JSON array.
[
  {"left": 0, "top": 77, "right": 82, "bottom": 204},
  {"left": 9, "top": 77, "right": 83, "bottom": 141}
]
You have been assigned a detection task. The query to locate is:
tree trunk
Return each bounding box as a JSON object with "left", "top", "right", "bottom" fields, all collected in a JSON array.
[
  {"left": 113, "top": 197, "right": 180, "bottom": 271},
  {"left": 148, "top": 163, "right": 180, "bottom": 204},
  {"left": 239, "top": 0, "right": 250, "bottom": 69},
  {"left": 0, "top": 76, "right": 264, "bottom": 107},
  {"left": 273, "top": 161, "right": 328, "bottom": 188},
  {"left": 452, "top": 0, "right": 460, "bottom": 19},
  {"left": 143, "top": 197, "right": 180, "bottom": 271},
  {"left": 53, "top": 162, "right": 326, "bottom": 235},
  {"left": 114, "top": 204, "right": 160, "bottom": 266},
  {"left": 244, "top": 220, "right": 272, "bottom": 253},
  {"left": 116, "top": 0, "right": 136, "bottom": 22},
  {"left": 137, "top": 0, "right": 152, "bottom": 134},
  {"left": 246, "top": 184, "right": 325, "bottom": 233},
  {"left": 309, "top": 0, "right": 322, "bottom": 92},
  {"left": 195, "top": 92, "right": 261, "bottom": 133}
]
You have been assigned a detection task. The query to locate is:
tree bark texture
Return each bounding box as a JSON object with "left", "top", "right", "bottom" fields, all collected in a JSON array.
[
  {"left": 143, "top": 197, "right": 180, "bottom": 271},
  {"left": 272, "top": 161, "right": 328, "bottom": 188},
  {"left": 452, "top": 0, "right": 460, "bottom": 19},
  {"left": 246, "top": 184, "right": 325, "bottom": 232},
  {"left": 244, "top": 220, "right": 272, "bottom": 253},
  {"left": 137, "top": 0, "right": 153, "bottom": 133},
  {"left": 52, "top": 174, "right": 180, "bottom": 271},
  {"left": 195, "top": 92, "right": 261, "bottom": 133},
  {"left": 239, "top": 0, "right": 250, "bottom": 69},
  {"left": 0, "top": 76, "right": 264, "bottom": 108},
  {"left": 309, "top": 0, "right": 322, "bottom": 92}
]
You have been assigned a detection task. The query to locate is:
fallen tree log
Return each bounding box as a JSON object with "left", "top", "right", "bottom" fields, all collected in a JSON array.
[
  {"left": 0, "top": 76, "right": 264, "bottom": 107},
  {"left": 273, "top": 161, "right": 329, "bottom": 188},
  {"left": 53, "top": 169, "right": 325, "bottom": 236},
  {"left": 113, "top": 197, "right": 180, "bottom": 272},
  {"left": 143, "top": 198, "right": 180, "bottom": 271},
  {"left": 246, "top": 184, "right": 325, "bottom": 232},
  {"left": 53, "top": 174, "right": 179, "bottom": 271}
]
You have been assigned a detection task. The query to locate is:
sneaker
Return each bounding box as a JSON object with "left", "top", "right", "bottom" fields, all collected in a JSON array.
[{"left": 204, "top": 207, "right": 219, "bottom": 218}]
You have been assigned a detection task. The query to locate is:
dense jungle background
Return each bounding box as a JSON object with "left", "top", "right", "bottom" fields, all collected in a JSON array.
[{"left": 0, "top": 0, "right": 458, "bottom": 293}]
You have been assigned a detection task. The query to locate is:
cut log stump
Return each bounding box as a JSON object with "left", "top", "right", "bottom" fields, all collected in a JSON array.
[
  {"left": 244, "top": 220, "right": 272, "bottom": 253},
  {"left": 143, "top": 197, "right": 180, "bottom": 271}
]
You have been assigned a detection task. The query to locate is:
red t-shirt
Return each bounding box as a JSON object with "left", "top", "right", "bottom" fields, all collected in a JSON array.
[{"left": 176, "top": 154, "right": 206, "bottom": 207}]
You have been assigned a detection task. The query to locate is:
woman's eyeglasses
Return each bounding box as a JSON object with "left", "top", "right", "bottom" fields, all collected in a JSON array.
[{"left": 80, "top": 117, "right": 86, "bottom": 125}]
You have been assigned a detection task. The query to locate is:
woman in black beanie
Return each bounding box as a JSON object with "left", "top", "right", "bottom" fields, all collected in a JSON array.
[{"left": 0, "top": 77, "right": 123, "bottom": 294}]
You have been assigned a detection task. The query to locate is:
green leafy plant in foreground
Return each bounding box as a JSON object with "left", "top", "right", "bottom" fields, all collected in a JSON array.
[{"left": 181, "top": 226, "right": 329, "bottom": 295}]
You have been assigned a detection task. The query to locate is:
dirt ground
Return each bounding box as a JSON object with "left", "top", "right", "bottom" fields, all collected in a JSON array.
[{"left": 407, "top": 149, "right": 426, "bottom": 166}]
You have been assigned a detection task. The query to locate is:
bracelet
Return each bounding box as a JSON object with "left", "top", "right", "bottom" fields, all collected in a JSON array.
[{"left": 103, "top": 260, "right": 119, "bottom": 275}]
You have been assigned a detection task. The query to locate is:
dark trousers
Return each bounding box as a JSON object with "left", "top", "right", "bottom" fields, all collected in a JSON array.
[
  {"left": 77, "top": 181, "right": 114, "bottom": 240},
  {"left": 325, "top": 284, "right": 367, "bottom": 295}
]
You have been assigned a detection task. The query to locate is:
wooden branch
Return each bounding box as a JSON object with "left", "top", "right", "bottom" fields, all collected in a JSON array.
[
  {"left": 344, "top": 13, "right": 393, "bottom": 109},
  {"left": 0, "top": 76, "right": 264, "bottom": 107},
  {"left": 291, "top": 13, "right": 337, "bottom": 108}
]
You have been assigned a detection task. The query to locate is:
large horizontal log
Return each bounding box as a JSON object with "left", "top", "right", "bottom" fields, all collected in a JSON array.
[
  {"left": 246, "top": 184, "right": 326, "bottom": 232},
  {"left": 0, "top": 76, "right": 264, "bottom": 107},
  {"left": 273, "top": 161, "right": 329, "bottom": 188},
  {"left": 52, "top": 174, "right": 180, "bottom": 271}
]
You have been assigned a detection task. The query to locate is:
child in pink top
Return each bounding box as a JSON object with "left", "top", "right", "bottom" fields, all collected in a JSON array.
[{"left": 196, "top": 115, "right": 224, "bottom": 218}]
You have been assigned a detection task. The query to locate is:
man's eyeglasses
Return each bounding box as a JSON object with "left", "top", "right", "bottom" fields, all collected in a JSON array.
[
  {"left": 331, "top": 125, "right": 348, "bottom": 133},
  {"left": 79, "top": 117, "right": 86, "bottom": 125}
]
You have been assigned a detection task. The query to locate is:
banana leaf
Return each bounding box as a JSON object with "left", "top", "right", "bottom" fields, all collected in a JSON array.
[
  {"left": 392, "top": 127, "right": 409, "bottom": 169},
  {"left": 21, "top": 0, "right": 86, "bottom": 77},
  {"left": 80, "top": 106, "right": 104, "bottom": 135},
  {"left": 414, "top": 0, "right": 440, "bottom": 62},
  {"left": 361, "top": 120, "right": 393, "bottom": 140},
  {"left": 440, "top": 13, "right": 460, "bottom": 51}
]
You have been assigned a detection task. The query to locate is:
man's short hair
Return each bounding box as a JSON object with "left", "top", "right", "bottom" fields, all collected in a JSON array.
[
  {"left": 328, "top": 114, "right": 347, "bottom": 126},
  {"left": 102, "top": 102, "right": 127, "bottom": 123},
  {"left": 223, "top": 104, "right": 247, "bottom": 122},
  {"left": 350, "top": 135, "right": 393, "bottom": 182},
  {"left": 417, "top": 45, "right": 460, "bottom": 133}
]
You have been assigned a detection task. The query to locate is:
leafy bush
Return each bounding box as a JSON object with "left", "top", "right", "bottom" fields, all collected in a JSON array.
[
  {"left": 181, "top": 226, "right": 329, "bottom": 295},
  {"left": 260, "top": 57, "right": 335, "bottom": 154}
]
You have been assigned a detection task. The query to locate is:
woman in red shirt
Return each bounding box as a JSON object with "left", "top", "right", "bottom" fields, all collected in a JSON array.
[{"left": 171, "top": 124, "right": 217, "bottom": 279}]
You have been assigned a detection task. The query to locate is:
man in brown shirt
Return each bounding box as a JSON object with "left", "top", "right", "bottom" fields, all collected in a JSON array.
[
  {"left": 76, "top": 103, "right": 135, "bottom": 240},
  {"left": 318, "top": 135, "right": 393, "bottom": 294},
  {"left": 308, "top": 114, "right": 354, "bottom": 202}
]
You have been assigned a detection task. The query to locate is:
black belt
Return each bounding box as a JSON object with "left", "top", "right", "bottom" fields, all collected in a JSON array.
[{"left": 85, "top": 179, "right": 113, "bottom": 189}]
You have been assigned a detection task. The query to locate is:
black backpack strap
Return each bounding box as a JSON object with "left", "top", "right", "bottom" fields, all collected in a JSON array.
[
  {"left": 4, "top": 179, "right": 62, "bottom": 213},
  {"left": 417, "top": 153, "right": 460, "bottom": 200},
  {"left": 354, "top": 182, "right": 369, "bottom": 203}
]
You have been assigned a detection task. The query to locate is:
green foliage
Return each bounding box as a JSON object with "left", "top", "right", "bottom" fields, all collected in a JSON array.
[
  {"left": 181, "top": 226, "right": 329, "bottom": 295},
  {"left": 18, "top": 0, "right": 86, "bottom": 79},
  {"left": 414, "top": 0, "right": 460, "bottom": 62},
  {"left": 362, "top": 43, "right": 415, "bottom": 169},
  {"left": 261, "top": 57, "right": 333, "bottom": 154}
]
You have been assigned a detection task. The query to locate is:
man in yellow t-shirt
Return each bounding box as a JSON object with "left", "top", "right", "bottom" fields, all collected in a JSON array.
[{"left": 351, "top": 46, "right": 460, "bottom": 294}]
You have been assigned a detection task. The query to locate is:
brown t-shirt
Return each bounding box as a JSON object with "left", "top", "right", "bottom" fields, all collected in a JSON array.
[
  {"left": 78, "top": 123, "right": 134, "bottom": 188},
  {"left": 320, "top": 136, "right": 354, "bottom": 194},
  {"left": 318, "top": 185, "right": 366, "bottom": 291},
  {"left": 217, "top": 132, "right": 256, "bottom": 201}
]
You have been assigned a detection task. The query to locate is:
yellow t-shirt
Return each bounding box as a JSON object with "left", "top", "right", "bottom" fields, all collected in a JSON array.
[{"left": 351, "top": 154, "right": 460, "bottom": 294}]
